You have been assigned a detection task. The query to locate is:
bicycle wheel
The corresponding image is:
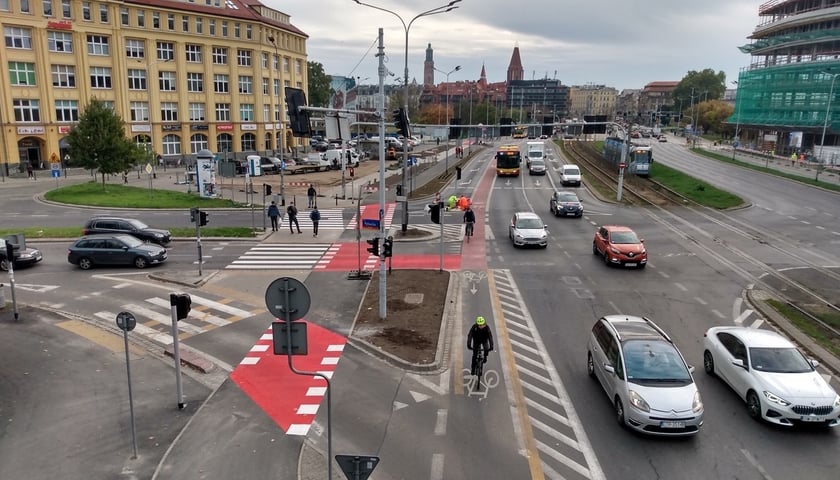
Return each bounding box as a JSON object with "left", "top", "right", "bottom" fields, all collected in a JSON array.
[{"left": 470, "top": 352, "right": 478, "bottom": 376}]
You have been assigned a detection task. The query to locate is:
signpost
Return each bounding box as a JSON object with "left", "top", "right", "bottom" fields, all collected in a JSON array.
[
  {"left": 115, "top": 311, "right": 138, "bottom": 459},
  {"left": 145, "top": 163, "right": 154, "bottom": 199}
]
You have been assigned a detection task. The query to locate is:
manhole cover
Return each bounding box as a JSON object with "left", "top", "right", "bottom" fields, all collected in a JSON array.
[{"left": 404, "top": 293, "right": 424, "bottom": 305}]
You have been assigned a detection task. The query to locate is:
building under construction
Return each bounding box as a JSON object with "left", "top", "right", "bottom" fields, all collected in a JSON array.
[{"left": 732, "top": 0, "right": 840, "bottom": 163}]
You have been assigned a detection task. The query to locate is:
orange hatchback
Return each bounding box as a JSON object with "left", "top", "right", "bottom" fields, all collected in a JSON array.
[{"left": 593, "top": 225, "right": 647, "bottom": 268}]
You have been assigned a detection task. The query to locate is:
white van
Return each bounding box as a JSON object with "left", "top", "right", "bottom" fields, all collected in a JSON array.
[{"left": 560, "top": 164, "right": 582, "bottom": 186}]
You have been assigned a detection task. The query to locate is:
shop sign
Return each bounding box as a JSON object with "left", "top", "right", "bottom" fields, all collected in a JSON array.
[
  {"left": 241, "top": 124, "right": 257, "bottom": 131},
  {"left": 190, "top": 124, "right": 209, "bottom": 131},
  {"left": 17, "top": 126, "right": 45, "bottom": 135},
  {"left": 162, "top": 124, "right": 182, "bottom": 132},
  {"left": 217, "top": 124, "right": 234, "bottom": 131}
]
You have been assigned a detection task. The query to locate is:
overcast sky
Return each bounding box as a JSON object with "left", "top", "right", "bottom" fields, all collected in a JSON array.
[{"left": 263, "top": 0, "right": 760, "bottom": 90}]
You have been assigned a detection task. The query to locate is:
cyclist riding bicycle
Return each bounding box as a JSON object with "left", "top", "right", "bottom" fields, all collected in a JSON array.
[
  {"left": 467, "top": 316, "right": 494, "bottom": 369},
  {"left": 463, "top": 205, "right": 476, "bottom": 237}
]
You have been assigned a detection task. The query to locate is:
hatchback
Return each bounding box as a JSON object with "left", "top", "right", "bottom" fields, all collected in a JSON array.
[
  {"left": 68, "top": 234, "right": 167, "bottom": 270},
  {"left": 587, "top": 315, "right": 704, "bottom": 436},
  {"left": 83, "top": 216, "right": 171, "bottom": 246},
  {"left": 592, "top": 225, "right": 647, "bottom": 268},
  {"left": 528, "top": 159, "right": 546, "bottom": 175},
  {"left": 509, "top": 212, "right": 548, "bottom": 248}
]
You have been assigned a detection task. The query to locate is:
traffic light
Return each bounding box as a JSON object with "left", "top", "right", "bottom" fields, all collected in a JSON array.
[
  {"left": 392, "top": 108, "right": 410, "bottom": 137},
  {"left": 171, "top": 293, "right": 192, "bottom": 320},
  {"left": 199, "top": 210, "right": 209, "bottom": 226},
  {"left": 264, "top": 183, "right": 272, "bottom": 196},
  {"left": 429, "top": 203, "right": 441, "bottom": 224},
  {"left": 382, "top": 236, "right": 394, "bottom": 258},
  {"left": 456, "top": 167, "right": 462, "bottom": 180},
  {"left": 190, "top": 207, "right": 198, "bottom": 223},
  {"left": 449, "top": 118, "right": 461, "bottom": 140},
  {"left": 366, "top": 237, "right": 380, "bottom": 256},
  {"left": 395, "top": 184, "right": 403, "bottom": 196},
  {"left": 4, "top": 241, "right": 15, "bottom": 261},
  {"left": 284, "top": 87, "right": 312, "bottom": 136}
]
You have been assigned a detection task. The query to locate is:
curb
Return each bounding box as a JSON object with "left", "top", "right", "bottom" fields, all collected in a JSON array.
[{"left": 147, "top": 269, "right": 222, "bottom": 289}]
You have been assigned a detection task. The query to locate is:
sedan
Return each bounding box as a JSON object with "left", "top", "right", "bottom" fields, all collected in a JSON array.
[
  {"left": 528, "top": 159, "right": 546, "bottom": 175},
  {"left": 703, "top": 326, "right": 840, "bottom": 427},
  {"left": 1, "top": 246, "right": 43, "bottom": 271},
  {"left": 509, "top": 212, "right": 548, "bottom": 248},
  {"left": 550, "top": 191, "right": 583, "bottom": 217},
  {"left": 592, "top": 225, "right": 647, "bottom": 268},
  {"left": 68, "top": 234, "right": 168, "bottom": 270}
]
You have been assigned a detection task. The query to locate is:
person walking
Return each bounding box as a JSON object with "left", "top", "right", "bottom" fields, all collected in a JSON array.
[
  {"left": 267, "top": 201, "right": 281, "bottom": 232},
  {"left": 307, "top": 184, "right": 317, "bottom": 208},
  {"left": 26, "top": 163, "right": 33, "bottom": 179},
  {"left": 287, "top": 202, "right": 302, "bottom": 234},
  {"left": 310, "top": 206, "right": 321, "bottom": 237}
]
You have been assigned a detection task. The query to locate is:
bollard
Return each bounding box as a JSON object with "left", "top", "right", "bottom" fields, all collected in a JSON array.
[{"left": 0, "top": 283, "right": 5, "bottom": 307}]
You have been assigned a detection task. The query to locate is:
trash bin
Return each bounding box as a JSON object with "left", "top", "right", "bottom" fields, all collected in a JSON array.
[{"left": 0, "top": 284, "right": 6, "bottom": 307}]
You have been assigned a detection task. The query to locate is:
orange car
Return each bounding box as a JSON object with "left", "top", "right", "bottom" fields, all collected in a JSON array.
[{"left": 592, "top": 225, "right": 647, "bottom": 268}]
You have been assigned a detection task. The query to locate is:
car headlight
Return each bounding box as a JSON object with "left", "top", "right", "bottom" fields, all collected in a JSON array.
[
  {"left": 833, "top": 395, "right": 840, "bottom": 408},
  {"left": 154, "top": 233, "right": 164, "bottom": 238},
  {"left": 610, "top": 247, "right": 621, "bottom": 254},
  {"left": 692, "top": 390, "right": 704, "bottom": 413},
  {"left": 640, "top": 248, "right": 646, "bottom": 254},
  {"left": 763, "top": 390, "right": 791, "bottom": 407},
  {"left": 515, "top": 233, "right": 523, "bottom": 239},
  {"left": 628, "top": 390, "right": 650, "bottom": 412}
]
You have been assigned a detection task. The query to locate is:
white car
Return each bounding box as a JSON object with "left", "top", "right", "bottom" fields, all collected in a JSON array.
[
  {"left": 508, "top": 212, "right": 548, "bottom": 248},
  {"left": 703, "top": 326, "right": 840, "bottom": 427}
]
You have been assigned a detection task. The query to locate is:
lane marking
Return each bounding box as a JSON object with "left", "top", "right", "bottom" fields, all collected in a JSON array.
[{"left": 434, "top": 409, "right": 448, "bottom": 436}]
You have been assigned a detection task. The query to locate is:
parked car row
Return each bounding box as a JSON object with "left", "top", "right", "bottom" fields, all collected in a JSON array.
[{"left": 69, "top": 216, "right": 173, "bottom": 270}]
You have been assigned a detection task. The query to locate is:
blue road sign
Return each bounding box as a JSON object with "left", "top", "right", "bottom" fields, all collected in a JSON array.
[
  {"left": 362, "top": 219, "right": 380, "bottom": 229},
  {"left": 51, "top": 170, "right": 61, "bottom": 178}
]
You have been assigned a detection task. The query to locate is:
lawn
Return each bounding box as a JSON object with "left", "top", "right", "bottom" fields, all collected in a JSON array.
[{"left": 44, "top": 182, "right": 242, "bottom": 208}]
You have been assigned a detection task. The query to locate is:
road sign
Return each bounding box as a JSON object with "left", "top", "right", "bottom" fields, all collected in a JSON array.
[
  {"left": 264, "top": 276, "right": 311, "bottom": 321},
  {"left": 145, "top": 163, "right": 153, "bottom": 174},
  {"left": 271, "top": 321, "right": 308, "bottom": 355},
  {"left": 619, "top": 162, "right": 626, "bottom": 169},
  {"left": 361, "top": 219, "right": 380, "bottom": 229},
  {"left": 51, "top": 170, "right": 60, "bottom": 178},
  {"left": 335, "top": 455, "right": 380, "bottom": 480},
  {"left": 116, "top": 311, "right": 137, "bottom": 332}
]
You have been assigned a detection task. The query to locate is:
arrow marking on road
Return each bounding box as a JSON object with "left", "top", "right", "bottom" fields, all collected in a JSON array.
[
  {"left": 393, "top": 401, "right": 408, "bottom": 411},
  {"left": 14, "top": 284, "right": 59, "bottom": 293},
  {"left": 410, "top": 390, "right": 431, "bottom": 403}
]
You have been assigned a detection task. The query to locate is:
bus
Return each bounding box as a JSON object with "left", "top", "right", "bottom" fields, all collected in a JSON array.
[
  {"left": 512, "top": 126, "right": 527, "bottom": 139},
  {"left": 495, "top": 145, "right": 522, "bottom": 176}
]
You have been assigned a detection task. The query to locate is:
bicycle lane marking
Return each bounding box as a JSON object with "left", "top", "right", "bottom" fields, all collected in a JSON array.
[{"left": 489, "top": 269, "right": 606, "bottom": 480}]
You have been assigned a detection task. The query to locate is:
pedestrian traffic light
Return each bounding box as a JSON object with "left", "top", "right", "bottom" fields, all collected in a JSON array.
[
  {"left": 190, "top": 207, "right": 198, "bottom": 223},
  {"left": 264, "top": 183, "right": 272, "bottom": 196},
  {"left": 456, "top": 167, "right": 462, "bottom": 180},
  {"left": 429, "top": 203, "right": 441, "bottom": 224},
  {"left": 382, "top": 236, "right": 394, "bottom": 258},
  {"left": 396, "top": 184, "right": 403, "bottom": 196},
  {"left": 284, "top": 87, "right": 312, "bottom": 136},
  {"left": 171, "top": 293, "right": 192, "bottom": 320},
  {"left": 366, "top": 237, "right": 380, "bottom": 256},
  {"left": 199, "top": 210, "right": 209, "bottom": 226}
]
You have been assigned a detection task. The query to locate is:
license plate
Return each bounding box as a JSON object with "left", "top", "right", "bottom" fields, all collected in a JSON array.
[
  {"left": 625, "top": 263, "right": 637, "bottom": 267},
  {"left": 800, "top": 415, "right": 824, "bottom": 422},
  {"left": 660, "top": 421, "right": 685, "bottom": 429}
]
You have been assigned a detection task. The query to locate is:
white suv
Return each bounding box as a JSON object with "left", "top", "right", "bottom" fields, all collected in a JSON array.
[{"left": 560, "top": 164, "right": 581, "bottom": 186}]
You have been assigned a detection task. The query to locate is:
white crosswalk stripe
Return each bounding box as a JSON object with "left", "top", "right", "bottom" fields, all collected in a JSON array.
[
  {"left": 226, "top": 243, "right": 334, "bottom": 270},
  {"left": 284, "top": 208, "right": 345, "bottom": 230}
]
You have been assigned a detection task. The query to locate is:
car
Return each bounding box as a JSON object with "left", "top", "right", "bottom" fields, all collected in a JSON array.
[
  {"left": 312, "top": 140, "right": 330, "bottom": 152},
  {"left": 658, "top": 135, "right": 667, "bottom": 143},
  {"left": 528, "top": 159, "right": 546, "bottom": 175},
  {"left": 587, "top": 315, "right": 704, "bottom": 436},
  {"left": 68, "top": 234, "right": 168, "bottom": 270},
  {"left": 559, "top": 164, "right": 582, "bottom": 186},
  {"left": 83, "top": 216, "right": 172, "bottom": 246},
  {"left": 539, "top": 134, "right": 549, "bottom": 139},
  {"left": 508, "top": 212, "right": 548, "bottom": 248},
  {"left": 550, "top": 191, "right": 583, "bottom": 217},
  {"left": 703, "top": 326, "right": 840, "bottom": 427},
  {"left": 592, "top": 225, "right": 647, "bottom": 268},
  {"left": 0, "top": 245, "right": 43, "bottom": 271}
]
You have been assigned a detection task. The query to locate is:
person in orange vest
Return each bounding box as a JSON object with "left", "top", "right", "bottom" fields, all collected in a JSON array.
[{"left": 457, "top": 195, "right": 470, "bottom": 210}]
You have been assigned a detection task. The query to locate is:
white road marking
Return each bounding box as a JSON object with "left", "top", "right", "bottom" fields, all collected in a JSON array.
[
  {"left": 674, "top": 282, "right": 688, "bottom": 292},
  {"left": 434, "top": 409, "right": 447, "bottom": 436},
  {"left": 740, "top": 449, "right": 775, "bottom": 480},
  {"left": 430, "top": 454, "right": 444, "bottom": 480},
  {"left": 712, "top": 309, "right": 726, "bottom": 319},
  {"left": 734, "top": 309, "right": 753, "bottom": 325}
]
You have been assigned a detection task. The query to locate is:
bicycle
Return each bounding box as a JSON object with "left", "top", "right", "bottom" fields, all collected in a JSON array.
[
  {"left": 470, "top": 346, "right": 487, "bottom": 390},
  {"left": 465, "top": 221, "right": 474, "bottom": 243}
]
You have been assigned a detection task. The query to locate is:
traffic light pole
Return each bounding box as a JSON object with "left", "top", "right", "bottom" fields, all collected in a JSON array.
[
  {"left": 195, "top": 214, "right": 203, "bottom": 277},
  {"left": 377, "top": 28, "right": 387, "bottom": 320}
]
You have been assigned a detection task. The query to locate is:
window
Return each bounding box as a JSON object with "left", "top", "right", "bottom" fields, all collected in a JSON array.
[
  {"left": 130, "top": 101, "right": 149, "bottom": 122},
  {"left": 55, "top": 99, "right": 79, "bottom": 122},
  {"left": 153, "top": 12, "right": 159, "bottom": 29},
  {"left": 241, "top": 133, "right": 256, "bottom": 151},
  {"left": 42, "top": 0, "right": 51, "bottom": 16},
  {"left": 101, "top": 100, "right": 114, "bottom": 110},
  {"left": 167, "top": 13, "right": 174, "bottom": 30},
  {"left": 274, "top": 105, "right": 281, "bottom": 121},
  {"left": 99, "top": 4, "right": 108, "bottom": 23},
  {"left": 217, "top": 133, "right": 233, "bottom": 153},
  {"left": 264, "top": 132, "right": 272, "bottom": 150},
  {"left": 262, "top": 78, "right": 268, "bottom": 95},
  {"left": 127, "top": 69, "right": 147, "bottom": 90},
  {"left": 5, "top": 27, "right": 32, "bottom": 49},
  {"left": 212, "top": 47, "right": 227, "bottom": 65},
  {"left": 273, "top": 79, "right": 280, "bottom": 96},
  {"left": 282, "top": 57, "right": 289, "bottom": 73},
  {"left": 161, "top": 102, "right": 178, "bottom": 122},
  {"left": 240, "top": 104, "right": 254, "bottom": 121},
  {"left": 221, "top": 21, "right": 228, "bottom": 37},
  {"left": 137, "top": 10, "right": 144, "bottom": 27},
  {"left": 48, "top": 31, "right": 72, "bottom": 52},
  {"left": 295, "top": 60, "right": 302, "bottom": 75},
  {"left": 245, "top": 24, "right": 252, "bottom": 40},
  {"left": 87, "top": 35, "right": 110, "bottom": 55},
  {"left": 157, "top": 41, "right": 174, "bottom": 61},
  {"left": 61, "top": 0, "right": 70, "bottom": 18},
  {"left": 213, "top": 74, "right": 229, "bottom": 93},
  {"left": 186, "top": 72, "right": 204, "bottom": 92},
  {"left": 90, "top": 66, "right": 112, "bottom": 88},
  {"left": 82, "top": 1, "right": 90, "bottom": 20},
  {"left": 234, "top": 23, "right": 240, "bottom": 38},
  {"left": 162, "top": 134, "right": 181, "bottom": 155},
  {"left": 120, "top": 7, "right": 128, "bottom": 26},
  {"left": 262, "top": 104, "right": 269, "bottom": 122},
  {"left": 188, "top": 103, "right": 205, "bottom": 122},
  {"left": 9, "top": 62, "right": 35, "bottom": 86},
  {"left": 182, "top": 15, "right": 188, "bottom": 32},
  {"left": 195, "top": 18, "right": 202, "bottom": 34},
  {"left": 209, "top": 19, "right": 215, "bottom": 35},
  {"left": 237, "top": 49, "right": 251, "bottom": 67},
  {"left": 185, "top": 44, "right": 202, "bottom": 63},
  {"left": 215, "top": 103, "right": 230, "bottom": 121},
  {"left": 261, "top": 52, "right": 268, "bottom": 68},
  {"left": 13, "top": 99, "right": 40, "bottom": 122},
  {"left": 159, "top": 71, "right": 176, "bottom": 91},
  {"left": 125, "top": 39, "right": 144, "bottom": 59},
  {"left": 20, "top": 0, "right": 29, "bottom": 14},
  {"left": 51, "top": 64, "right": 76, "bottom": 87},
  {"left": 190, "top": 134, "right": 208, "bottom": 153},
  {"left": 273, "top": 55, "right": 279, "bottom": 71},
  {"left": 238, "top": 75, "right": 253, "bottom": 94}
]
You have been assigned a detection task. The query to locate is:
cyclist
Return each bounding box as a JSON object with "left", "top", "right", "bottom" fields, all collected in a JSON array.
[
  {"left": 463, "top": 205, "right": 476, "bottom": 238},
  {"left": 467, "top": 316, "right": 494, "bottom": 371}
]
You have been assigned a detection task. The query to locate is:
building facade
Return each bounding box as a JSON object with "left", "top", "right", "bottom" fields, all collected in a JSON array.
[
  {"left": 568, "top": 85, "right": 618, "bottom": 119},
  {"left": 0, "top": 0, "right": 308, "bottom": 175}
]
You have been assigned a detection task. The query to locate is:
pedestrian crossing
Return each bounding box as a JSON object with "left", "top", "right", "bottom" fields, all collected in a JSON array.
[
  {"left": 92, "top": 294, "right": 256, "bottom": 345},
  {"left": 226, "top": 243, "right": 338, "bottom": 270},
  {"left": 284, "top": 208, "right": 345, "bottom": 231}
]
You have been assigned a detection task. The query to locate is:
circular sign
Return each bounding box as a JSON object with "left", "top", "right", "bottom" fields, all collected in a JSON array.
[
  {"left": 264, "top": 276, "right": 311, "bottom": 321},
  {"left": 619, "top": 163, "right": 626, "bottom": 169},
  {"left": 116, "top": 311, "right": 137, "bottom": 331}
]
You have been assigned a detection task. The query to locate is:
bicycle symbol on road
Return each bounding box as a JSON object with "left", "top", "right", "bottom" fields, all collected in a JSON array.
[
  {"left": 462, "top": 271, "right": 487, "bottom": 295},
  {"left": 462, "top": 368, "right": 500, "bottom": 400}
]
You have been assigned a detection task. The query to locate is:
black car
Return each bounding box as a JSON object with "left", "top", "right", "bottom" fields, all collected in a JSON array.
[
  {"left": 83, "top": 216, "right": 172, "bottom": 246},
  {"left": 550, "top": 191, "right": 584, "bottom": 217},
  {"left": 0, "top": 246, "right": 43, "bottom": 271},
  {"left": 68, "top": 234, "right": 167, "bottom": 270}
]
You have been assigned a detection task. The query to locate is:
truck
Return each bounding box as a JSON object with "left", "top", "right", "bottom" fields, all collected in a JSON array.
[
  {"left": 525, "top": 141, "right": 546, "bottom": 167},
  {"left": 286, "top": 149, "right": 361, "bottom": 175}
]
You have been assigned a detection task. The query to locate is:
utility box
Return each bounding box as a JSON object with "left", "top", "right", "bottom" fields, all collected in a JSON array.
[{"left": 247, "top": 155, "right": 263, "bottom": 176}]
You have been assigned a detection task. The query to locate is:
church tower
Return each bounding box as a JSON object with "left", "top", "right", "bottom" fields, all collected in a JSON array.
[
  {"left": 423, "top": 43, "right": 434, "bottom": 86},
  {"left": 479, "top": 63, "right": 487, "bottom": 87},
  {"left": 506, "top": 44, "right": 524, "bottom": 83}
]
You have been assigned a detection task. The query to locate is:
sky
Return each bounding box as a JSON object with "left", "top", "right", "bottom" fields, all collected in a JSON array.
[{"left": 262, "top": 0, "right": 760, "bottom": 91}]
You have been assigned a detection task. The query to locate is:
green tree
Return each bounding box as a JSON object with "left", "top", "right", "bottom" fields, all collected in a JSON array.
[
  {"left": 66, "top": 98, "right": 143, "bottom": 186},
  {"left": 673, "top": 69, "right": 727, "bottom": 117},
  {"left": 307, "top": 61, "right": 332, "bottom": 107}
]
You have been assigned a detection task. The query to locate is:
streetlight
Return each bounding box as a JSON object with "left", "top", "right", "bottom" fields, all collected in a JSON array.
[
  {"left": 435, "top": 65, "right": 461, "bottom": 172},
  {"left": 819, "top": 71, "right": 840, "bottom": 164},
  {"left": 731, "top": 80, "right": 742, "bottom": 160},
  {"left": 267, "top": 35, "right": 286, "bottom": 205},
  {"left": 354, "top": 0, "right": 462, "bottom": 233}
]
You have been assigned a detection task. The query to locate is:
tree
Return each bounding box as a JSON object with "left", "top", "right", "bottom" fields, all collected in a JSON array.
[
  {"left": 673, "top": 69, "right": 727, "bottom": 118},
  {"left": 307, "top": 61, "right": 332, "bottom": 107},
  {"left": 66, "top": 98, "right": 144, "bottom": 186}
]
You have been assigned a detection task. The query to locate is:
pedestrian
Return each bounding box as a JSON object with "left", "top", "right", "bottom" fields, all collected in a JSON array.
[
  {"left": 267, "top": 201, "right": 281, "bottom": 232},
  {"left": 307, "top": 184, "right": 317, "bottom": 208},
  {"left": 287, "top": 202, "right": 302, "bottom": 234},
  {"left": 310, "top": 205, "right": 321, "bottom": 237},
  {"left": 26, "top": 163, "right": 33, "bottom": 179},
  {"left": 790, "top": 152, "right": 797, "bottom": 167},
  {"left": 447, "top": 194, "right": 458, "bottom": 211},
  {"left": 122, "top": 171, "right": 128, "bottom": 184},
  {"left": 436, "top": 137, "right": 440, "bottom": 146}
]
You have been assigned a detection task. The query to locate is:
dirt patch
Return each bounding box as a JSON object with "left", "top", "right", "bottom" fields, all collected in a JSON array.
[{"left": 354, "top": 270, "right": 449, "bottom": 365}]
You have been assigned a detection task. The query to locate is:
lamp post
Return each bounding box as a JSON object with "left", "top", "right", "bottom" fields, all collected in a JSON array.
[
  {"left": 731, "top": 80, "right": 742, "bottom": 160},
  {"left": 819, "top": 71, "right": 840, "bottom": 164},
  {"left": 353, "top": 0, "right": 462, "bottom": 234},
  {"left": 435, "top": 65, "right": 461, "bottom": 172},
  {"left": 267, "top": 35, "right": 287, "bottom": 205}
]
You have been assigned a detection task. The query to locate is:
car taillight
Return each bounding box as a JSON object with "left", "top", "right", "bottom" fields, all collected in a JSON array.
[{"left": 83, "top": 229, "right": 90, "bottom": 235}]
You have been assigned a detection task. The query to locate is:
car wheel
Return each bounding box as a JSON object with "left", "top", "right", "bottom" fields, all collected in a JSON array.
[
  {"left": 703, "top": 350, "right": 715, "bottom": 376},
  {"left": 0, "top": 258, "right": 9, "bottom": 272},
  {"left": 746, "top": 391, "right": 762, "bottom": 421},
  {"left": 587, "top": 352, "right": 596, "bottom": 378},
  {"left": 592, "top": 242, "right": 598, "bottom": 255},
  {"left": 78, "top": 257, "right": 94, "bottom": 270},
  {"left": 615, "top": 397, "right": 626, "bottom": 427},
  {"left": 603, "top": 251, "right": 611, "bottom": 266},
  {"left": 134, "top": 256, "right": 149, "bottom": 269}
]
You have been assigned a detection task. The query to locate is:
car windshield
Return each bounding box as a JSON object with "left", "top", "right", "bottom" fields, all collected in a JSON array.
[
  {"left": 117, "top": 235, "right": 144, "bottom": 248},
  {"left": 127, "top": 219, "right": 149, "bottom": 230},
  {"left": 749, "top": 347, "right": 813, "bottom": 373},
  {"left": 564, "top": 168, "right": 580, "bottom": 176},
  {"left": 623, "top": 340, "right": 692, "bottom": 385},
  {"left": 557, "top": 193, "right": 579, "bottom": 203},
  {"left": 531, "top": 160, "right": 545, "bottom": 167},
  {"left": 610, "top": 231, "right": 640, "bottom": 244},
  {"left": 516, "top": 218, "right": 544, "bottom": 229}
]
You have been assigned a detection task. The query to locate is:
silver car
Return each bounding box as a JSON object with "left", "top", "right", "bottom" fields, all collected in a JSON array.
[
  {"left": 587, "top": 315, "right": 704, "bottom": 436},
  {"left": 508, "top": 212, "right": 548, "bottom": 248}
]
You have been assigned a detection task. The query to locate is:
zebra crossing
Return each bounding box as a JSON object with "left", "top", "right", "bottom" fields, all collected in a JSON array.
[
  {"left": 284, "top": 208, "right": 345, "bottom": 231},
  {"left": 226, "top": 243, "right": 338, "bottom": 270},
  {"left": 93, "top": 293, "right": 256, "bottom": 345}
]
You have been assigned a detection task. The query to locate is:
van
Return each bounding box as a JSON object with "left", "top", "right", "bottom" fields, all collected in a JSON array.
[{"left": 560, "top": 164, "right": 582, "bottom": 186}]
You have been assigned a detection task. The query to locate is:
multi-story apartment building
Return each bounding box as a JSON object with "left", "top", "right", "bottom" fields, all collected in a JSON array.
[
  {"left": 0, "top": 0, "right": 308, "bottom": 175},
  {"left": 567, "top": 84, "right": 618, "bottom": 119}
]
